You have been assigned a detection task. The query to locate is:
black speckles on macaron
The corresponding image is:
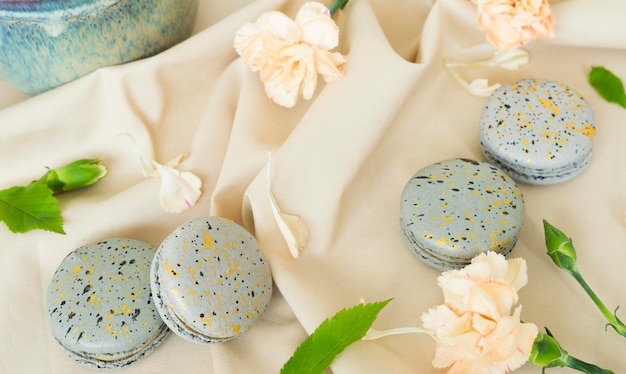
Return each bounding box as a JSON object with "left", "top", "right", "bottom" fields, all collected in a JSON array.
[
  {"left": 400, "top": 158, "right": 525, "bottom": 271},
  {"left": 150, "top": 216, "right": 273, "bottom": 344},
  {"left": 45, "top": 239, "right": 170, "bottom": 369},
  {"left": 479, "top": 79, "right": 596, "bottom": 184}
]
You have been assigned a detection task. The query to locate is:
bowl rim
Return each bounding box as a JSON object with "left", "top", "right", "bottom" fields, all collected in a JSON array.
[{"left": 0, "top": 0, "right": 122, "bottom": 20}]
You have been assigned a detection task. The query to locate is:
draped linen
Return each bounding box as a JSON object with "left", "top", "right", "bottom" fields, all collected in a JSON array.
[{"left": 1, "top": 0, "right": 625, "bottom": 372}]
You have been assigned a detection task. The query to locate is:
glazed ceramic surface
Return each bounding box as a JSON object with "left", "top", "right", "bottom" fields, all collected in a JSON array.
[
  {"left": 0, "top": 0, "right": 198, "bottom": 95},
  {"left": 400, "top": 158, "right": 525, "bottom": 271},
  {"left": 45, "top": 238, "right": 170, "bottom": 369},
  {"left": 151, "top": 216, "right": 273, "bottom": 344},
  {"left": 479, "top": 79, "right": 596, "bottom": 185}
]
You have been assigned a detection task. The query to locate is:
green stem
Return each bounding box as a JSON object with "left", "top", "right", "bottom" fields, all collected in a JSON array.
[
  {"left": 566, "top": 355, "right": 614, "bottom": 374},
  {"left": 571, "top": 270, "right": 626, "bottom": 336},
  {"left": 329, "top": 0, "right": 349, "bottom": 16}
]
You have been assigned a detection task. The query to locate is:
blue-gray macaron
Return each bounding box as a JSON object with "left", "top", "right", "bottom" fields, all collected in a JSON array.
[
  {"left": 400, "top": 158, "right": 525, "bottom": 271},
  {"left": 479, "top": 79, "right": 596, "bottom": 185},
  {"left": 45, "top": 238, "right": 170, "bottom": 369},
  {"left": 150, "top": 216, "right": 273, "bottom": 344}
]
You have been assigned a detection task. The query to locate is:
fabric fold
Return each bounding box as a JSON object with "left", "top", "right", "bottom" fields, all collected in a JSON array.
[{"left": 2, "top": 0, "right": 626, "bottom": 373}]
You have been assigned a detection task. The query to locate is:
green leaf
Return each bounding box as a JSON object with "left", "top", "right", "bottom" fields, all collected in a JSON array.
[
  {"left": 589, "top": 66, "right": 626, "bottom": 108},
  {"left": 0, "top": 182, "right": 65, "bottom": 234},
  {"left": 280, "top": 299, "right": 392, "bottom": 374}
]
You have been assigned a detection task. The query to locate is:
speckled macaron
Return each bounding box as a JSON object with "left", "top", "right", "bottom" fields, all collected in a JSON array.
[
  {"left": 400, "top": 158, "right": 525, "bottom": 271},
  {"left": 479, "top": 79, "right": 596, "bottom": 185},
  {"left": 45, "top": 239, "right": 170, "bottom": 369},
  {"left": 150, "top": 216, "right": 273, "bottom": 344}
]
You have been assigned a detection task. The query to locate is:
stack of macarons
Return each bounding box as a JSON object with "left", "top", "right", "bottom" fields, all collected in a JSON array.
[
  {"left": 151, "top": 216, "right": 273, "bottom": 344},
  {"left": 45, "top": 239, "right": 171, "bottom": 369},
  {"left": 400, "top": 158, "right": 525, "bottom": 271},
  {"left": 479, "top": 79, "right": 596, "bottom": 185},
  {"left": 45, "top": 217, "right": 273, "bottom": 369},
  {"left": 400, "top": 78, "right": 596, "bottom": 270}
]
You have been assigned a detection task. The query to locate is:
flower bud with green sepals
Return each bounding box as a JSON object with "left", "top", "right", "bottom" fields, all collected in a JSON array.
[
  {"left": 529, "top": 328, "right": 614, "bottom": 374},
  {"left": 543, "top": 219, "right": 578, "bottom": 274},
  {"left": 38, "top": 158, "right": 107, "bottom": 194},
  {"left": 543, "top": 219, "right": 626, "bottom": 338},
  {"left": 529, "top": 330, "right": 568, "bottom": 369}
]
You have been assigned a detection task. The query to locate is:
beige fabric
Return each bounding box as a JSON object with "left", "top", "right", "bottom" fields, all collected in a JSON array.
[{"left": 2, "top": 0, "right": 626, "bottom": 372}]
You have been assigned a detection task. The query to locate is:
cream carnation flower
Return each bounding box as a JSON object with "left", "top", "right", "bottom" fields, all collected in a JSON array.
[
  {"left": 421, "top": 252, "right": 539, "bottom": 373},
  {"left": 234, "top": 2, "right": 346, "bottom": 108},
  {"left": 471, "top": 0, "right": 555, "bottom": 51}
]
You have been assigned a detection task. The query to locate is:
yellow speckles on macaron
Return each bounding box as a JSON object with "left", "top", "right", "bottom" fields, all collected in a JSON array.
[
  {"left": 479, "top": 79, "right": 596, "bottom": 185},
  {"left": 45, "top": 239, "right": 168, "bottom": 368},
  {"left": 400, "top": 159, "right": 525, "bottom": 271},
  {"left": 164, "top": 261, "right": 179, "bottom": 278},
  {"left": 151, "top": 217, "right": 273, "bottom": 344},
  {"left": 436, "top": 237, "right": 451, "bottom": 246},
  {"left": 577, "top": 124, "right": 596, "bottom": 140},
  {"left": 538, "top": 97, "right": 561, "bottom": 115},
  {"left": 203, "top": 234, "right": 214, "bottom": 249}
]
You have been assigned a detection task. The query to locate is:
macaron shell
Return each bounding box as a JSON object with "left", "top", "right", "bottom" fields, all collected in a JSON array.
[
  {"left": 45, "top": 238, "right": 170, "bottom": 369},
  {"left": 151, "top": 216, "right": 273, "bottom": 344},
  {"left": 479, "top": 79, "right": 596, "bottom": 184},
  {"left": 400, "top": 158, "right": 525, "bottom": 271},
  {"left": 57, "top": 327, "right": 170, "bottom": 369}
]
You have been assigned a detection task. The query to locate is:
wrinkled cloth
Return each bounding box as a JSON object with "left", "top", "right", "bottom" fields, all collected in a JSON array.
[{"left": 1, "top": 0, "right": 626, "bottom": 373}]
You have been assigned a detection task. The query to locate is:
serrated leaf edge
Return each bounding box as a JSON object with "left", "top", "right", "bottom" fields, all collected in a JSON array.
[
  {"left": 0, "top": 182, "right": 65, "bottom": 234},
  {"left": 280, "top": 299, "right": 392, "bottom": 374}
]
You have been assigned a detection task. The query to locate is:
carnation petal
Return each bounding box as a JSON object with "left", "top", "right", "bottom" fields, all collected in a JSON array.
[
  {"left": 439, "top": 272, "right": 475, "bottom": 310},
  {"left": 295, "top": 2, "right": 339, "bottom": 49},
  {"left": 301, "top": 64, "right": 318, "bottom": 100},
  {"left": 117, "top": 133, "right": 160, "bottom": 178},
  {"left": 432, "top": 330, "right": 482, "bottom": 369},
  {"left": 468, "top": 78, "right": 501, "bottom": 96},
  {"left": 153, "top": 163, "right": 202, "bottom": 213},
  {"left": 233, "top": 22, "right": 260, "bottom": 56},
  {"left": 313, "top": 49, "right": 346, "bottom": 82},
  {"left": 504, "top": 257, "right": 528, "bottom": 291},
  {"left": 163, "top": 154, "right": 183, "bottom": 168},
  {"left": 477, "top": 251, "right": 510, "bottom": 279},
  {"left": 266, "top": 153, "right": 309, "bottom": 259},
  {"left": 256, "top": 11, "right": 301, "bottom": 42},
  {"left": 482, "top": 308, "right": 538, "bottom": 372},
  {"left": 488, "top": 48, "right": 529, "bottom": 70},
  {"left": 471, "top": 313, "right": 497, "bottom": 336},
  {"left": 265, "top": 79, "right": 301, "bottom": 108},
  {"left": 465, "top": 284, "right": 518, "bottom": 319}
]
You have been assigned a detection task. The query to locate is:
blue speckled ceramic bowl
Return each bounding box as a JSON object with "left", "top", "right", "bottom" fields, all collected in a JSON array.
[{"left": 0, "top": 0, "right": 198, "bottom": 95}]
